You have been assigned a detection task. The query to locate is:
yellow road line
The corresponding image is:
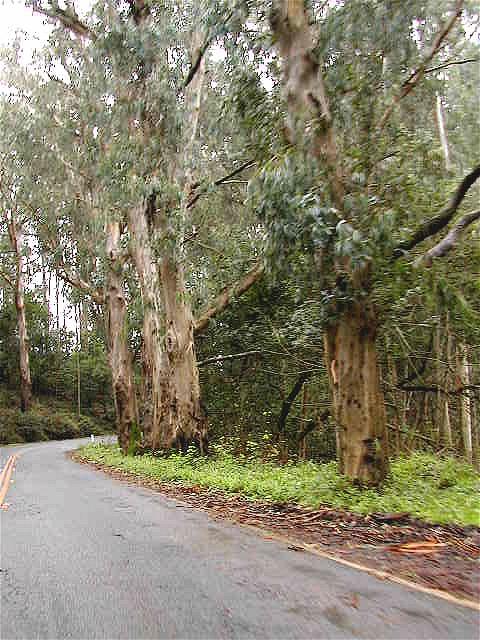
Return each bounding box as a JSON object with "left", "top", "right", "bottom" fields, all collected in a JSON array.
[
  {"left": 0, "top": 455, "right": 17, "bottom": 506},
  {"left": 0, "top": 455, "right": 14, "bottom": 488}
]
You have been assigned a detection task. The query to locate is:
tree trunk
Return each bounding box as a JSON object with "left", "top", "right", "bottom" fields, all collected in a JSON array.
[
  {"left": 75, "top": 305, "right": 82, "bottom": 417},
  {"left": 324, "top": 302, "right": 388, "bottom": 484},
  {"left": 7, "top": 217, "right": 32, "bottom": 412},
  {"left": 127, "top": 205, "right": 164, "bottom": 447},
  {"left": 16, "top": 254, "right": 32, "bottom": 412},
  {"left": 146, "top": 26, "right": 208, "bottom": 452},
  {"left": 442, "top": 315, "right": 454, "bottom": 446},
  {"left": 105, "top": 221, "right": 138, "bottom": 453},
  {"left": 435, "top": 93, "right": 452, "bottom": 172},
  {"left": 156, "top": 257, "right": 207, "bottom": 452},
  {"left": 277, "top": 371, "right": 311, "bottom": 440},
  {"left": 457, "top": 342, "right": 473, "bottom": 463}
]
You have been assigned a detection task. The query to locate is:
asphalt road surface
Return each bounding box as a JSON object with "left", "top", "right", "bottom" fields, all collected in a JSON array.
[{"left": 0, "top": 438, "right": 478, "bottom": 639}]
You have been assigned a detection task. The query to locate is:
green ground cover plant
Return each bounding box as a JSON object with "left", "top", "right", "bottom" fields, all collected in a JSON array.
[{"left": 77, "top": 443, "right": 480, "bottom": 527}]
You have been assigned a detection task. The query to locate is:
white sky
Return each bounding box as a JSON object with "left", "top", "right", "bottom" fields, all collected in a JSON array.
[{"left": 0, "top": 1, "right": 52, "bottom": 52}]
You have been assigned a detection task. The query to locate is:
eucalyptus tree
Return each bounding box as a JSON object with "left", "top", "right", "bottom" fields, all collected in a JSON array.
[
  {"left": 0, "top": 188, "right": 32, "bottom": 412},
  {"left": 22, "top": 0, "right": 264, "bottom": 452},
  {"left": 238, "top": 0, "right": 480, "bottom": 483},
  {"left": 0, "top": 94, "right": 37, "bottom": 412},
  {"left": 0, "top": 40, "right": 139, "bottom": 450}
]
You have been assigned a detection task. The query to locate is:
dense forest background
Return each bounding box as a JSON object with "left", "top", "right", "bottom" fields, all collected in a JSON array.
[{"left": 0, "top": 0, "right": 478, "bottom": 483}]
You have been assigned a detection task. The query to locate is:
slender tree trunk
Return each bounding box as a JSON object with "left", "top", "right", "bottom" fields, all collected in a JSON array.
[
  {"left": 75, "top": 304, "right": 81, "bottom": 417},
  {"left": 435, "top": 93, "right": 452, "bottom": 172},
  {"left": 324, "top": 302, "right": 388, "bottom": 484},
  {"left": 79, "top": 300, "right": 89, "bottom": 351},
  {"left": 105, "top": 221, "right": 138, "bottom": 453},
  {"left": 457, "top": 342, "right": 473, "bottom": 463},
  {"left": 41, "top": 254, "right": 49, "bottom": 355},
  {"left": 16, "top": 247, "right": 32, "bottom": 412},
  {"left": 277, "top": 371, "right": 311, "bottom": 440},
  {"left": 298, "top": 384, "right": 309, "bottom": 459},
  {"left": 443, "top": 315, "right": 454, "bottom": 446},
  {"left": 6, "top": 217, "right": 32, "bottom": 412}
]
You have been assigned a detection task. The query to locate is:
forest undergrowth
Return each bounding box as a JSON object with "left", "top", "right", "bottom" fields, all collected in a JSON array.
[{"left": 77, "top": 441, "right": 479, "bottom": 526}]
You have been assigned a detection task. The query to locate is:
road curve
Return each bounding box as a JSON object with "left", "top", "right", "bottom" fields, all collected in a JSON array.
[{"left": 0, "top": 438, "right": 478, "bottom": 639}]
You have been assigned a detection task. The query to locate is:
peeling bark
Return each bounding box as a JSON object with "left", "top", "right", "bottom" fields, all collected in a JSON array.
[
  {"left": 127, "top": 204, "right": 164, "bottom": 448},
  {"left": 271, "top": 1, "right": 387, "bottom": 483},
  {"left": 270, "top": 0, "right": 343, "bottom": 206},
  {"left": 105, "top": 221, "right": 138, "bottom": 453},
  {"left": 157, "top": 258, "right": 207, "bottom": 452},
  {"left": 148, "top": 26, "right": 208, "bottom": 452},
  {"left": 324, "top": 303, "right": 388, "bottom": 485}
]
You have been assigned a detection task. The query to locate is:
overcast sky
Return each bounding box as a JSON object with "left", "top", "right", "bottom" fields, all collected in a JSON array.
[{"left": 0, "top": 1, "right": 52, "bottom": 52}]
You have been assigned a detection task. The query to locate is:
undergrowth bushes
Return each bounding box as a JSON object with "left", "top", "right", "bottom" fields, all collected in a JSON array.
[
  {"left": 0, "top": 406, "right": 109, "bottom": 444},
  {"left": 77, "top": 443, "right": 480, "bottom": 526}
]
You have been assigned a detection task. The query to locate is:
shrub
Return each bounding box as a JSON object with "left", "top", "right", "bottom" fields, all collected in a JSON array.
[{"left": 0, "top": 406, "right": 108, "bottom": 444}]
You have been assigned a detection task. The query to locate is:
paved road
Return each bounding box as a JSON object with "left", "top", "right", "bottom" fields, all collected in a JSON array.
[{"left": 0, "top": 439, "right": 478, "bottom": 639}]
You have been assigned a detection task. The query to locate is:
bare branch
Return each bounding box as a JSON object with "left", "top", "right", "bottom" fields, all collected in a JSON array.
[
  {"left": 415, "top": 209, "right": 480, "bottom": 266},
  {"left": 184, "top": 8, "right": 235, "bottom": 88},
  {"left": 187, "top": 160, "right": 256, "bottom": 210},
  {"left": 184, "top": 37, "right": 213, "bottom": 89},
  {"left": 194, "top": 260, "right": 265, "bottom": 335},
  {"left": 425, "top": 57, "right": 479, "bottom": 74},
  {"left": 399, "top": 383, "right": 479, "bottom": 396},
  {"left": 277, "top": 371, "right": 312, "bottom": 436},
  {"left": 31, "top": 1, "right": 96, "bottom": 41},
  {"left": 197, "top": 350, "right": 261, "bottom": 367},
  {"left": 393, "top": 164, "right": 480, "bottom": 257},
  {"left": 51, "top": 253, "right": 104, "bottom": 304},
  {"left": 377, "top": 0, "right": 464, "bottom": 130}
]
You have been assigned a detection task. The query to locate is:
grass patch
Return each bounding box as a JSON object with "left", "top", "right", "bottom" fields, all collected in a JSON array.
[{"left": 77, "top": 444, "right": 480, "bottom": 527}]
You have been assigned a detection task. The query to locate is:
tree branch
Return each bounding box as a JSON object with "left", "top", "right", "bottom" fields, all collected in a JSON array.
[
  {"left": 0, "top": 269, "right": 14, "bottom": 288},
  {"left": 415, "top": 209, "right": 480, "bottom": 266},
  {"left": 425, "top": 57, "right": 479, "bottom": 74},
  {"left": 197, "top": 350, "right": 261, "bottom": 367},
  {"left": 194, "top": 260, "right": 265, "bottom": 335},
  {"left": 393, "top": 164, "right": 480, "bottom": 257},
  {"left": 187, "top": 160, "right": 256, "bottom": 210},
  {"left": 184, "top": 9, "right": 235, "bottom": 88},
  {"left": 277, "top": 371, "right": 312, "bottom": 436},
  {"left": 54, "top": 258, "right": 104, "bottom": 305},
  {"left": 377, "top": 0, "right": 464, "bottom": 130},
  {"left": 297, "top": 410, "right": 330, "bottom": 443},
  {"left": 184, "top": 37, "right": 213, "bottom": 89},
  {"left": 31, "top": 1, "right": 96, "bottom": 41},
  {"left": 399, "top": 383, "right": 479, "bottom": 396}
]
